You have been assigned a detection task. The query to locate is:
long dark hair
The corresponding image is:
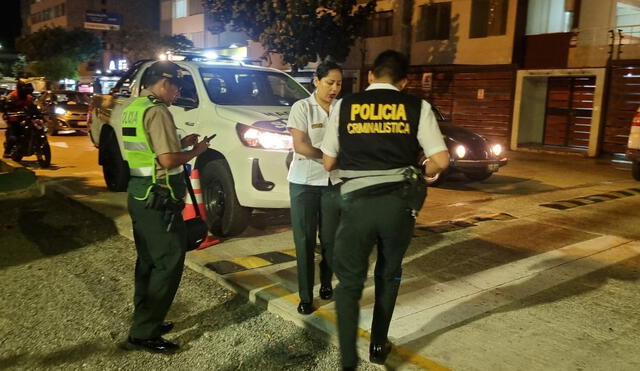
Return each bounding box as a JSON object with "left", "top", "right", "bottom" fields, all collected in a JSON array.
[{"left": 315, "top": 61, "right": 342, "bottom": 80}]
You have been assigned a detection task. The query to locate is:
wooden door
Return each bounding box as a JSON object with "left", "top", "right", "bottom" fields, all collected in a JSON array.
[{"left": 544, "top": 76, "right": 595, "bottom": 148}]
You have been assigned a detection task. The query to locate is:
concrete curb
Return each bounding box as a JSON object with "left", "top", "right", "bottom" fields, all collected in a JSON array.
[{"left": 0, "top": 158, "right": 44, "bottom": 199}]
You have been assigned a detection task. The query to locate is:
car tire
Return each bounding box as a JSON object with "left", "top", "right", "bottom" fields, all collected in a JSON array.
[
  {"left": 633, "top": 159, "right": 640, "bottom": 181},
  {"left": 200, "top": 159, "right": 251, "bottom": 237},
  {"left": 100, "top": 129, "right": 129, "bottom": 192},
  {"left": 465, "top": 171, "right": 492, "bottom": 182},
  {"left": 37, "top": 140, "right": 51, "bottom": 168},
  {"left": 10, "top": 146, "right": 22, "bottom": 162}
]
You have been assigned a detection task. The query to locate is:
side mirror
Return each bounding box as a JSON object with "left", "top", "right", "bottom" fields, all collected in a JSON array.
[{"left": 174, "top": 97, "right": 198, "bottom": 110}]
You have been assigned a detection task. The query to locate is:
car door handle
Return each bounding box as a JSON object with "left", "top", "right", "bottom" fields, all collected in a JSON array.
[{"left": 185, "top": 121, "right": 197, "bottom": 126}]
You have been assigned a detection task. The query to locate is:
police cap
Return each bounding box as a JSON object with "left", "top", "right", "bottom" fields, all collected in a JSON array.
[{"left": 145, "top": 61, "right": 186, "bottom": 88}]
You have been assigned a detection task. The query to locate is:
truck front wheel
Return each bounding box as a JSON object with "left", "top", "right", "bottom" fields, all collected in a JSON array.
[
  {"left": 100, "top": 129, "right": 129, "bottom": 192},
  {"left": 633, "top": 159, "right": 640, "bottom": 181},
  {"left": 200, "top": 159, "right": 251, "bottom": 237}
]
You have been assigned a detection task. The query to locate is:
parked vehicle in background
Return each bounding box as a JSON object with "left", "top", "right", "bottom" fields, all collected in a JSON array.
[
  {"left": 628, "top": 108, "right": 640, "bottom": 180},
  {"left": 88, "top": 53, "right": 308, "bottom": 236},
  {"left": 427, "top": 106, "right": 508, "bottom": 185},
  {"left": 35, "top": 91, "right": 91, "bottom": 135}
]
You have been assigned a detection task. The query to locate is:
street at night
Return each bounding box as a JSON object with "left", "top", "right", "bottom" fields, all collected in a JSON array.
[{"left": 3, "top": 0, "right": 640, "bottom": 370}]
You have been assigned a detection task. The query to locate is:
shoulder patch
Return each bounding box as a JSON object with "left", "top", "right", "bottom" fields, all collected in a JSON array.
[{"left": 147, "top": 95, "right": 162, "bottom": 105}]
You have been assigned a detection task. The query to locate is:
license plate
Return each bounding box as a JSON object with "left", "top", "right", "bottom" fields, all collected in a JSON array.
[
  {"left": 76, "top": 121, "right": 87, "bottom": 127},
  {"left": 488, "top": 163, "right": 499, "bottom": 172}
]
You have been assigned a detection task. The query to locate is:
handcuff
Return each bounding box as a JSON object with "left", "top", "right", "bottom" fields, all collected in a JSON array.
[{"left": 421, "top": 157, "right": 441, "bottom": 183}]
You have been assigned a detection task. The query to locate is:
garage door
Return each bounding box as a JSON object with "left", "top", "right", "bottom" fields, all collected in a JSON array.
[{"left": 544, "top": 76, "right": 595, "bottom": 148}]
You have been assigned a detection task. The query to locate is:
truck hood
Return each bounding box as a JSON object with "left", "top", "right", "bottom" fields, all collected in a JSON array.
[{"left": 215, "top": 105, "right": 291, "bottom": 133}]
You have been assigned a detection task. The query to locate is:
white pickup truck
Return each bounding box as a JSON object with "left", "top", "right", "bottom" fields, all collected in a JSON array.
[{"left": 88, "top": 57, "right": 309, "bottom": 236}]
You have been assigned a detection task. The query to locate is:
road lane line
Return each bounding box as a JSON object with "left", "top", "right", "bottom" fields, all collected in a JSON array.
[{"left": 50, "top": 142, "right": 69, "bottom": 148}]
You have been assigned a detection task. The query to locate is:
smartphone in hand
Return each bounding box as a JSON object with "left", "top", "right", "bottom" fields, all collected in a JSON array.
[{"left": 204, "top": 134, "right": 217, "bottom": 142}]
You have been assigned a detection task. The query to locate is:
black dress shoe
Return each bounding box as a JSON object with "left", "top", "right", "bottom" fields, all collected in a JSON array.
[
  {"left": 342, "top": 367, "right": 356, "bottom": 371},
  {"left": 159, "top": 321, "right": 174, "bottom": 335},
  {"left": 297, "top": 302, "right": 314, "bottom": 315},
  {"left": 369, "top": 341, "right": 392, "bottom": 364},
  {"left": 126, "top": 336, "right": 179, "bottom": 353},
  {"left": 319, "top": 285, "right": 333, "bottom": 300}
]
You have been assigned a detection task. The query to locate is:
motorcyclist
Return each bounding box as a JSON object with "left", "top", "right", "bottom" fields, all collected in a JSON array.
[{"left": 3, "top": 82, "right": 40, "bottom": 158}]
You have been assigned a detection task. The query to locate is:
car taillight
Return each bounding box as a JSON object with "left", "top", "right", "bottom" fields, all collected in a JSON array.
[
  {"left": 633, "top": 111, "right": 640, "bottom": 127},
  {"left": 8, "top": 115, "right": 19, "bottom": 122}
]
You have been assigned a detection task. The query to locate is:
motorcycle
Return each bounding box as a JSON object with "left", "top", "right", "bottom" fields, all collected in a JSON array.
[{"left": 5, "top": 111, "right": 52, "bottom": 168}]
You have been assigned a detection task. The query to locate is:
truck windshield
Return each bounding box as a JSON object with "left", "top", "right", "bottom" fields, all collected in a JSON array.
[{"left": 200, "top": 68, "right": 309, "bottom": 106}]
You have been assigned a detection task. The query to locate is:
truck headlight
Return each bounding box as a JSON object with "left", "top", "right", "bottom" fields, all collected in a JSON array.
[
  {"left": 54, "top": 107, "right": 66, "bottom": 115},
  {"left": 491, "top": 144, "right": 503, "bottom": 156},
  {"left": 455, "top": 144, "right": 466, "bottom": 158},
  {"left": 236, "top": 123, "right": 292, "bottom": 150}
]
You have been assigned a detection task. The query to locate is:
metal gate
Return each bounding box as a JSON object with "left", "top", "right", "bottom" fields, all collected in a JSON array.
[{"left": 543, "top": 76, "right": 595, "bottom": 148}]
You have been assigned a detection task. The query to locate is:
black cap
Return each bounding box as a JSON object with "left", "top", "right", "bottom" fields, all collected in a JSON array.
[{"left": 145, "top": 61, "right": 186, "bottom": 87}]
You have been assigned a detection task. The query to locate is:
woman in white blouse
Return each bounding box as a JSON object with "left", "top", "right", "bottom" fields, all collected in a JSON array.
[{"left": 287, "top": 61, "right": 343, "bottom": 315}]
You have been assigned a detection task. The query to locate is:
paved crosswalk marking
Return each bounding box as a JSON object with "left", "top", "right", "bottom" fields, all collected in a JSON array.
[
  {"left": 541, "top": 187, "right": 640, "bottom": 210},
  {"left": 414, "top": 212, "right": 516, "bottom": 236}
]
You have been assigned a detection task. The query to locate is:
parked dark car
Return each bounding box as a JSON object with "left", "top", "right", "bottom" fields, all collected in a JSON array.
[
  {"left": 36, "top": 91, "right": 90, "bottom": 135},
  {"left": 427, "top": 106, "right": 508, "bottom": 185}
]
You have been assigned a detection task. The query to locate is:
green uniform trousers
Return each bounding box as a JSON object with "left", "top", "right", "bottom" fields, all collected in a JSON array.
[
  {"left": 289, "top": 182, "right": 340, "bottom": 303},
  {"left": 333, "top": 184, "right": 416, "bottom": 367},
  {"left": 127, "top": 194, "right": 187, "bottom": 339}
]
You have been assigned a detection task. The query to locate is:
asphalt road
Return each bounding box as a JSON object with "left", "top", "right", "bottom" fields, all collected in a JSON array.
[{"left": 2, "top": 129, "right": 640, "bottom": 370}]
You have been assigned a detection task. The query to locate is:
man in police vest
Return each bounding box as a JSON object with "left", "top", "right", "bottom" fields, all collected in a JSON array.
[
  {"left": 122, "top": 61, "right": 209, "bottom": 353},
  {"left": 321, "top": 50, "right": 450, "bottom": 369}
]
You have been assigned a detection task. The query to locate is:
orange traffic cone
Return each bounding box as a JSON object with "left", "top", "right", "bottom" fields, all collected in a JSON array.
[{"left": 184, "top": 168, "right": 221, "bottom": 249}]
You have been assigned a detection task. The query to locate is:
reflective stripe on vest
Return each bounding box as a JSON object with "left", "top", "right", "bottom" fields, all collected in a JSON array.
[{"left": 121, "top": 96, "right": 181, "bottom": 200}]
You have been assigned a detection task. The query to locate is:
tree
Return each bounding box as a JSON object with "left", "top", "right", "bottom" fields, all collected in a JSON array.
[
  {"left": 15, "top": 27, "right": 101, "bottom": 83},
  {"left": 28, "top": 56, "right": 78, "bottom": 83},
  {"left": 202, "top": 0, "right": 376, "bottom": 70},
  {"left": 107, "top": 29, "right": 194, "bottom": 63},
  {"left": 11, "top": 56, "right": 27, "bottom": 78}
]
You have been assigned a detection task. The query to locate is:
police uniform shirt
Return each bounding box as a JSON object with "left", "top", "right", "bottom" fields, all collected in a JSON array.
[
  {"left": 140, "top": 89, "right": 183, "bottom": 179},
  {"left": 320, "top": 83, "right": 447, "bottom": 163},
  {"left": 287, "top": 92, "right": 337, "bottom": 186}
]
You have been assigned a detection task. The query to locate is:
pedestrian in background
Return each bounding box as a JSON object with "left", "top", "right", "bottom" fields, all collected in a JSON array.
[
  {"left": 321, "top": 50, "right": 450, "bottom": 369},
  {"left": 287, "top": 61, "right": 343, "bottom": 315},
  {"left": 122, "top": 61, "right": 209, "bottom": 353}
]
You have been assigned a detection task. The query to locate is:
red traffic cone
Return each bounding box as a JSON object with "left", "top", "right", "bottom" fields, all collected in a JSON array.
[{"left": 184, "top": 168, "right": 221, "bottom": 249}]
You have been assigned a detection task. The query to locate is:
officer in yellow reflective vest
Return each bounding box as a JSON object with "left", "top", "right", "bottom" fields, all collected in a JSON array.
[{"left": 122, "top": 61, "right": 209, "bottom": 353}]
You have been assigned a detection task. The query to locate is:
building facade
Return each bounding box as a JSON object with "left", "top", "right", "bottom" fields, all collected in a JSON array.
[{"left": 22, "top": 0, "right": 160, "bottom": 86}]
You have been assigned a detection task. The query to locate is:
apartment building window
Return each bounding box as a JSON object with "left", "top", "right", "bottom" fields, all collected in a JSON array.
[
  {"left": 189, "top": 0, "right": 203, "bottom": 16},
  {"left": 470, "top": 0, "right": 508, "bottom": 38},
  {"left": 173, "top": 0, "right": 187, "bottom": 19},
  {"left": 366, "top": 11, "right": 393, "bottom": 37},
  {"left": 417, "top": 2, "right": 451, "bottom": 41}
]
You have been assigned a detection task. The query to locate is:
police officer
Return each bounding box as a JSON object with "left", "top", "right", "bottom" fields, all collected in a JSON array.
[
  {"left": 123, "top": 61, "right": 209, "bottom": 353},
  {"left": 287, "top": 61, "right": 343, "bottom": 315},
  {"left": 321, "top": 50, "right": 450, "bottom": 369}
]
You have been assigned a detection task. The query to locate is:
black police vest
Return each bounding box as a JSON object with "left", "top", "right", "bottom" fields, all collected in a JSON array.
[{"left": 338, "top": 89, "right": 422, "bottom": 170}]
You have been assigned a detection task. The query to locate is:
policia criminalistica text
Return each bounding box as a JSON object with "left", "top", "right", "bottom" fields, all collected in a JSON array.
[{"left": 347, "top": 103, "right": 410, "bottom": 134}]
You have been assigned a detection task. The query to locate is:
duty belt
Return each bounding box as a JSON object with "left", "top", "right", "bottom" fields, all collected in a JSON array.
[{"left": 338, "top": 166, "right": 422, "bottom": 196}]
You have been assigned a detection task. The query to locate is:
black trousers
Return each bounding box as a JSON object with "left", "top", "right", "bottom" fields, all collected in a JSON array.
[
  {"left": 333, "top": 186, "right": 416, "bottom": 367},
  {"left": 127, "top": 194, "right": 187, "bottom": 339},
  {"left": 289, "top": 182, "right": 339, "bottom": 303}
]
